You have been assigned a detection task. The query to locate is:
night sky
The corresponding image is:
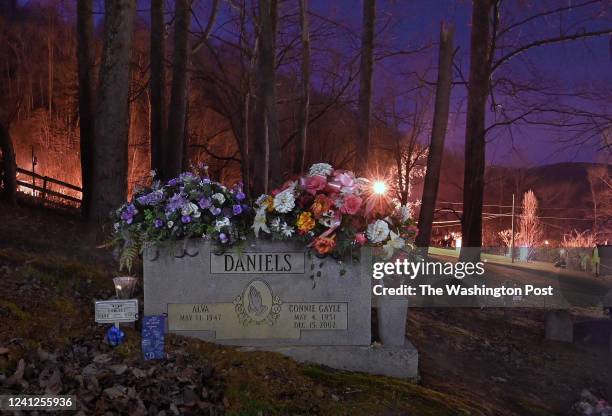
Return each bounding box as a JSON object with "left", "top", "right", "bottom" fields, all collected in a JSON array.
[
  {"left": 21, "top": 0, "right": 612, "bottom": 166},
  {"left": 309, "top": 0, "right": 612, "bottom": 166}
]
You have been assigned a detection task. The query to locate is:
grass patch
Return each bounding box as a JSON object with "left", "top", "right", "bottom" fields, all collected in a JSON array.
[
  {"left": 0, "top": 300, "right": 30, "bottom": 320},
  {"left": 302, "top": 366, "right": 487, "bottom": 416}
]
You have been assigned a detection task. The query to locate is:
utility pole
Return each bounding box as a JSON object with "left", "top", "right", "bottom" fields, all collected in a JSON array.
[{"left": 510, "top": 193, "right": 515, "bottom": 263}]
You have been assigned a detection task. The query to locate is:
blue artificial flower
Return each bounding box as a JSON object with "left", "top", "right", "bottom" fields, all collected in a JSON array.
[
  {"left": 181, "top": 215, "right": 192, "bottom": 224},
  {"left": 106, "top": 326, "right": 125, "bottom": 347},
  {"left": 219, "top": 233, "right": 228, "bottom": 244},
  {"left": 232, "top": 204, "right": 242, "bottom": 215},
  {"left": 209, "top": 207, "right": 221, "bottom": 216},
  {"left": 154, "top": 218, "right": 164, "bottom": 228}
]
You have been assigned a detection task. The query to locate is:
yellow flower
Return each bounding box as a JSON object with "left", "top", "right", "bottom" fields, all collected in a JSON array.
[
  {"left": 263, "top": 196, "right": 275, "bottom": 212},
  {"left": 296, "top": 212, "right": 315, "bottom": 233}
]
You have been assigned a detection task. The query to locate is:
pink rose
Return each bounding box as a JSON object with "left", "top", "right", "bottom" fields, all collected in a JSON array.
[
  {"left": 302, "top": 175, "right": 327, "bottom": 195},
  {"left": 354, "top": 233, "right": 367, "bottom": 245},
  {"left": 341, "top": 194, "right": 362, "bottom": 215},
  {"left": 334, "top": 170, "right": 355, "bottom": 187}
]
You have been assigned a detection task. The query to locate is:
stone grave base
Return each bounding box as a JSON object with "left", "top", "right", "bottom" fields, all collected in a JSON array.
[{"left": 239, "top": 338, "right": 419, "bottom": 380}]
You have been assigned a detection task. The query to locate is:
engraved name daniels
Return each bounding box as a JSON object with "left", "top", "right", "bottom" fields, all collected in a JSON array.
[{"left": 211, "top": 252, "right": 306, "bottom": 274}]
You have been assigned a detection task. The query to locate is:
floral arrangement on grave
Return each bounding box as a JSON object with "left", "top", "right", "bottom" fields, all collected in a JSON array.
[
  {"left": 110, "top": 167, "right": 251, "bottom": 271},
  {"left": 252, "top": 163, "right": 418, "bottom": 259}
]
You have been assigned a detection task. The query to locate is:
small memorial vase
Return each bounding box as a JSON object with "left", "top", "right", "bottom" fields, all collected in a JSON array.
[{"left": 113, "top": 276, "right": 137, "bottom": 299}]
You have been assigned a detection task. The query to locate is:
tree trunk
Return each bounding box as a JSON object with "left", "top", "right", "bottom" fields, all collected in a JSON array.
[
  {"left": 460, "top": 0, "right": 494, "bottom": 261},
  {"left": 241, "top": 93, "right": 251, "bottom": 197},
  {"left": 293, "top": 0, "right": 310, "bottom": 175},
  {"left": 416, "top": 23, "right": 455, "bottom": 248},
  {"left": 164, "top": 0, "right": 191, "bottom": 180},
  {"left": 90, "top": 0, "right": 135, "bottom": 223},
  {"left": 0, "top": 122, "right": 17, "bottom": 205},
  {"left": 77, "top": 0, "right": 95, "bottom": 218},
  {"left": 253, "top": 0, "right": 281, "bottom": 196},
  {"left": 356, "top": 0, "right": 375, "bottom": 174},
  {"left": 150, "top": 0, "right": 166, "bottom": 175}
]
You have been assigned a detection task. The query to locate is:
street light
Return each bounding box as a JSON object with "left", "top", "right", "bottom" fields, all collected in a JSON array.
[{"left": 372, "top": 180, "right": 387, "bottom": 195}]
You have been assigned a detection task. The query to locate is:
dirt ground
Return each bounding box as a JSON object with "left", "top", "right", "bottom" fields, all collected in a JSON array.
[{"left": 0, "top": 202, "right": 610, "bottom": 415}]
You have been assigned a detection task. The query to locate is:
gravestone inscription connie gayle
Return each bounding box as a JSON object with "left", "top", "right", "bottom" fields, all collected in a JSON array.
[{"left": 144, "top": 240, "right": 372, "bottom": 346}]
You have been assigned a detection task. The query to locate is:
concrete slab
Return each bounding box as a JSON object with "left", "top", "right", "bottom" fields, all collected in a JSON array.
[{"left": 241, "top": 339, "right": 419, "bottom": 381}]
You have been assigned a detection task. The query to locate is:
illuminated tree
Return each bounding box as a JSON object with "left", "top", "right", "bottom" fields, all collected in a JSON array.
[{"left": 517, "top": 190, "right": 543, "bottom": 252}]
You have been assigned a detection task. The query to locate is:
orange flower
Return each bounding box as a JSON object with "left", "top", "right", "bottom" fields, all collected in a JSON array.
[
  {"left": 296, "top": 212, "right": 315, "bottom": 233},
  {"left": 313, "top": 235, "right": 336, "bottom": 255},
  {"left": 310, "top": 194, "right": 332, "bottom": 218}
]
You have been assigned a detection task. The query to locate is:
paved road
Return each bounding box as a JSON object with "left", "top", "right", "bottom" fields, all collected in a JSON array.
[{"left": 409, "top": 250, "right": 612, "bottom": 308}]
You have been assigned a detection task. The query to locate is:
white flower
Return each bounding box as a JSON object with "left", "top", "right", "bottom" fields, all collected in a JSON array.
[
  {"left": 367, "top": 219, "right": 390, "bottom": 244},
  {"left": 383, "top": 231, "right": 405, "bottom": 259},
  {"left": 308, "top": 163, "right": 333, "bottom": 177},
  {"left": 252, "top": 207, "right": 270, "bottom": 237},
  {"left": 215, "top": 217, "right": 230, "bottom": 231},
  {"left": 150, "top": 170, "right": 156, "bottom": 177},
  {"left": 270, "top": 217, "right": 281, "bottom": 231},
  {"left": 181, "top": 202, "right": 199, "bottom": 216},
  {"left": 398, "top": 204, "right": 412, "bottom": 223},
  {"left": 281, "top": 222, "right": 295, "bottom": 237},
  {"left": 167, "top": 221, "right": 174, "bottom": 228},
  {"left": 212, "top": 193, "right": 226, "bottom": 204},
  {"left": 273, "top": 189, "right": 295, "bottom": 213},
  {"left": 192, "top": 210, "right": 201, "bottom": 218},
  {"left": 113, "top": 222, "right": 121, "bottom": 232}
]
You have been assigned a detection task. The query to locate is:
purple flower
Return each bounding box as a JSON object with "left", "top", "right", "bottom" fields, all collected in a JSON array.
[
  {"left": 232, "top": 204, "right": 243, "bottom": 215},
  {"left": 209, "top": 207, "right": 221, "bottom": 216},
  {"left": 154, "top": 219, "right": 164, "bottom": 228},
  {"left": 167, "top": 178, "right": 179, "bottom": 186},
  {"left": 198, "top": 197, "right": 212, "bottom": 209},
  {"left": 179, "top": 172, "right": 196, "bottom": 181},
  {"left": 136, "top": 190, "right": 164, "bottom": 206},
  {"left": 235, "top": 191, "right": 246, "bottom": 201},
  {"left": 219, "top": 233, "right": 228, "bottom": 244},
  {"left": 166, "top": 193, "right": 187, "bottom": 214},
  {"left": 121, "top": 204, "right": 138, "bottom": 224},
  {"left": 181, "top": 215, "right": 192, "bottom": 224}
]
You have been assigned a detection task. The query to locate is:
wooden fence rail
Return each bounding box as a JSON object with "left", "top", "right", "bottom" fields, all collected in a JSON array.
[{"left": 16, "top": 167, "right": 82, "bottom": 206}]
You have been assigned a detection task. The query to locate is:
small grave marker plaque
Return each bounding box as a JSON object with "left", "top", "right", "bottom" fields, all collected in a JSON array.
[{"left": 95, "top": 299, "right": 139, "bottom": 324}]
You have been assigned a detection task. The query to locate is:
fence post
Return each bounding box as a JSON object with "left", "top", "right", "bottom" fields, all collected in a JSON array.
[{"left": 42, "top": 177, "right": 48, "bottom": 206}]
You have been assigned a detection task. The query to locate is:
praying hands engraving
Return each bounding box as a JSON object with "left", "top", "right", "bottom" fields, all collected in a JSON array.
[{"left": 247, "top": 286, "right": 268, "bottom": 317}]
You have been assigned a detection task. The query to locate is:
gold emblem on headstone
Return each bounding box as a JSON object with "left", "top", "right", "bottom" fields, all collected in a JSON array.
[{"left": 233, "top": 279, "right": 282, "bottom": 326}]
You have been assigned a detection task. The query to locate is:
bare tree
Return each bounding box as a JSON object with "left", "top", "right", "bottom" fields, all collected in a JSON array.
[
  {"left": 150, "top": 0, "right": 166, "bottom": 174},
  {"left": 459, "top": 0, "right": 612, "bottom": 260},
  {"left": 253, "top": 0, "right": 281, "bottom": 195},
  {"left": 77, "top": 0, "right": 95, "bottom": 218},
  {"left": 356, "top": 0, "right": 375, "bottom": 173},
  {"left": 587, "top": 165, "right": 612, "bottom": 238},
  {"left": 0, "top": 121, "right": 16, "bottom": 205},
  {"left": 164, "top": 0, "right": 192, "bottom": 179},
  {"left": 416, "top": 23, "right": 455, "bottom": 248},
  {"left": 517, "top": 190, "right": 543, "bottom": 254},
  {"left": 293, "top": 0, "right": 310, "bottom": 175},
  {"left": 459, "top": 0, "right": 494, "bottom": 261},
  {"left": 90, "top": 0, "right": 135, "bottom": 222}
]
